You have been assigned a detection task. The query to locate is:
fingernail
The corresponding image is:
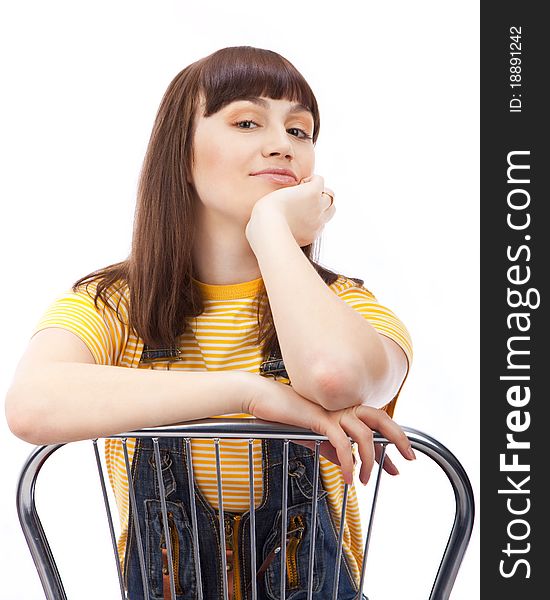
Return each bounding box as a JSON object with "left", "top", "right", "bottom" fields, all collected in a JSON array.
[{"left": 407, "top": 447, "right": 416, "bottom": 460}]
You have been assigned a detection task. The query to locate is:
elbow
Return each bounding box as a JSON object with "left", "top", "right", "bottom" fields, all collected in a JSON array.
[
  {"left": 313, "top": 356, "right": 392, "bottom": 412},
  {"left": 308, "top": 367, "right": 363, "bottom": 411},
  {"left": 5, "top": 388, "right": 57, "bottom": 446}
]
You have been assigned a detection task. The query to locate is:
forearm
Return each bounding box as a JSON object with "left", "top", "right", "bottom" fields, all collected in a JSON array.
[
  {"left": 6, "top": 363, "right": 254, "bottom": 445},
  {"left": 246, "top": 210, "right": 389, "bottom": 410}
]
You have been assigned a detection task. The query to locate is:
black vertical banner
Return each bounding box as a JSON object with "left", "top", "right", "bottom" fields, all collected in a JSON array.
[{"left": 481, "top": 2, "right": 549, "bottom": 597}]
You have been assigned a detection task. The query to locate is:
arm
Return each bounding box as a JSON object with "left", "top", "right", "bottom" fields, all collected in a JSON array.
[
  {"left": 5, "top": 329, "right": 414, "bottom": 485},
  {"left": 4, "top": 328, "right": 256, "bottom": 445},
  {"left": 246, "top": 209, "right": 408, "bottom": 411}
]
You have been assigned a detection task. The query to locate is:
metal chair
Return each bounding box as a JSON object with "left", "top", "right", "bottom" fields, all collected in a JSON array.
[{"left": 16, "top": 419, "right": 475, "bottom": 599}]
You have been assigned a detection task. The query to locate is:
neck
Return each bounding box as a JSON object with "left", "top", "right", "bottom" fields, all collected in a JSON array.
[{"left": 192, "top": 210, "right": 262, "bottom": 285}]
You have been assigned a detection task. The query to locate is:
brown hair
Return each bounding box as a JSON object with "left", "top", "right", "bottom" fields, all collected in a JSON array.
[{"left": 72, "top": 46, "right": 363, "bottom": 361}]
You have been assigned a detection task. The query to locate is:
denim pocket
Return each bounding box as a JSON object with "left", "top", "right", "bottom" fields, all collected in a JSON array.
[
  {"left": 287, "top": 457, "right": 328, "bottom": 502},
  {"left": 144, "top": 499, "right": 197, "bottom": 599},
  {"left": 147, "top": 451, "right": 177, "bottom": 498},
  {"left": 262, "top": 501, "right": 326, "bottom": 600}
]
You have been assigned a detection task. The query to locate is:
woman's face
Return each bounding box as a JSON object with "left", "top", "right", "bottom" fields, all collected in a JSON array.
[{"left": 190, "top": 95, "right": 315, "bottom": 227}]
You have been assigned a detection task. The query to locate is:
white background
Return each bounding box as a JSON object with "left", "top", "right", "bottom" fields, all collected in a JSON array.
[{"left": 0, "top": 1, "right": 479, "bottom": 598}]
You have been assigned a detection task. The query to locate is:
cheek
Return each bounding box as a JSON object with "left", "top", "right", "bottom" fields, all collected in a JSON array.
[
  {"left": 305, "top": 149, "right": 315, "bottom": 174},
  {"left": 192, "top": 141, "right": 238, "bottom": 204},
  {"left": 194, "top": 139, "right": 230, "bottom": 179},
  {"left": 294, "top": 146, "right": 315, "bottom": 180},
  {"left": 192, "top": 136, "right": 254, "bottom": 219}
]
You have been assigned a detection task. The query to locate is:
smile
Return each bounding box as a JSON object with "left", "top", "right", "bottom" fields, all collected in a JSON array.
[{"left": 251, "top": 173, "right": 297, "bottom": 185}]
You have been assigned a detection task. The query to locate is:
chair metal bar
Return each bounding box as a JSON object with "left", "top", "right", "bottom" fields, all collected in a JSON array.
[
  {"left": 306, "top": 439, "right": 321, "bottom": 600},
  {"left": 92, "top": 439, "right": 126, "bottom": 599},
  {"left": 279, "top": 439, "right": 290, "bottom": 599},
  {"left": 184, "top": 437, "right": 203, "bottom": 599},
  {"left": 152, "top": 438, "right": 177, "bottom": 600},
  {"left": 402, "top": 428, "right": 475, "bottom": 600},
  {"left": 16, "top": 419, "right": 475, "bottom": 600},
  {"left": 332, "top": 482, "right": 350, "bottom": 600},
  {"left": 247, "top": 439, "right": 257, "bottom": 600},
  {"left": 122, "top": 438, "right": 149, "bottom": 600},
  {"left": 214, "top": 438, "right": 230, "bottom": 600},
  {"left": 358, "top": 444, "right": 387, "bottom": 596},
  {"left": 16, "top": 443, "right": 67, "bottom": 600}
]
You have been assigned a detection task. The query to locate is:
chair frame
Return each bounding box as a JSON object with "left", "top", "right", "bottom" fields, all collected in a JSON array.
[{"left": 16, "top": 419, "right": 475, "bottom": 600}]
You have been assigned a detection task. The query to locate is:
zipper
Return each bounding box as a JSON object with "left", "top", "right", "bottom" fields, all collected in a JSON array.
[
  {"left": 243, "top": 516, "right": 306, "bottom": 595},
  {"left": 160, "top": 511, "right": 183, "bottom": 595},
  {"left": 224, "top": 514, "right": 243, "bottom": 600},
  {"left": 233, "top": 515, "right": 242, "bottom": 600},
  {"left": 286, "top": 515, "right": 305, "bottom": 589}
]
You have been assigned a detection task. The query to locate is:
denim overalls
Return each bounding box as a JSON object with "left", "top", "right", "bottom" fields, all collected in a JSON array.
[{"left": 123, "top": 436, "right": 367, "bottom": 600}]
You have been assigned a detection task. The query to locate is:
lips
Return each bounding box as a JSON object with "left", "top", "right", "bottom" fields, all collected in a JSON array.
[{"left": 250, "top": 168, "right": 298, "bottom": 184}]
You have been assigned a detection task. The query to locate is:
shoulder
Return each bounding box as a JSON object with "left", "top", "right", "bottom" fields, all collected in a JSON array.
[
  {"left": 73, "top": 277, "right": 129, "bottom": 306},
  {"left": 329, "top": 273, "right": 413, "bottom": 363},
  {"left": 69, "top": 277, "right": 130, "bottom": 324},
  {"left": 31, "top": 277, "right": 132, "bottom": 364},
  {"left": 328, "top": 274, "right": 377, "bottom": 301}
]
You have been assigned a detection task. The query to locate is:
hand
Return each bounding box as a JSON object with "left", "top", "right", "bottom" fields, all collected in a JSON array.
[
  {"left": 243, "top": 376, "right": 415, "bottom": 485},
  {"left": 295, "top": 434, "right": 403, "bottom": 478},
  {"left": 246, "top": 173, "right": 336, "bottom": 247}
]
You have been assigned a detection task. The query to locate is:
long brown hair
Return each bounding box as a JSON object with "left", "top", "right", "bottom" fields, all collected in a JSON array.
[{"left": 72, "top": 46, "right": 363, "bottom": 361}]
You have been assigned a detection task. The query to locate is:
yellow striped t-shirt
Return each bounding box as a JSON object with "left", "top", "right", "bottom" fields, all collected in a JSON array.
[{"left": 30, "top": 273, "right": 413, "bottom": 583}]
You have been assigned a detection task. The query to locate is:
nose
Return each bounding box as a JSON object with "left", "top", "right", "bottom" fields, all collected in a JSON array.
[{"left": 261, "top": 126, "right": 294, "bottom": 159}]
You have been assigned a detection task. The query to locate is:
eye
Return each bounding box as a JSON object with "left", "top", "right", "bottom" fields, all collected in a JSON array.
[
  {"left": 288, "top": 127, "right": 313, "bottom": 141},
  {"left": 235, "top": 119, "right": 259, "bottom": 129},
  {"left": 234, "top": 120, "right": 313, "bottom": 141}
]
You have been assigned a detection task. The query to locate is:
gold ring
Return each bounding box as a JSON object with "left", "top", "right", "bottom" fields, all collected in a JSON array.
[{"left": 321, "top": 191, "right": 334, "bottom": 206}]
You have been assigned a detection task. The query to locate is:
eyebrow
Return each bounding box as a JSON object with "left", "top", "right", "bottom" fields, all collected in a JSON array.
[{"left": 235, "top": 96, "right": 312, "bottom": 116}]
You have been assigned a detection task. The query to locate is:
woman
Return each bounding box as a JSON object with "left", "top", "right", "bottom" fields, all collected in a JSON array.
[{"left": 6, "top": 46, "right": 414, "bottom": 599}]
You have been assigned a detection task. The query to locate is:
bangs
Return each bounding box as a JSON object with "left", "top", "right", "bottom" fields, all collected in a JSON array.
[{"left": 197, "top": 46, "right": 320, "bottom": 141}]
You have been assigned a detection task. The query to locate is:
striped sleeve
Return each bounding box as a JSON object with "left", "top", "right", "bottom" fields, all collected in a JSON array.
[
  {"left": 30, "top": 283, "right": 127, "bottom": 366},
  {"left": 332, "top": 276, "right": 413, "bottom": 417}
]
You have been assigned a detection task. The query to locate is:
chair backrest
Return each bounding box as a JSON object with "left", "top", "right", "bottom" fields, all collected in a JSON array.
[{"left": 16, "top": 419, "right": 474, "bottom": 600}]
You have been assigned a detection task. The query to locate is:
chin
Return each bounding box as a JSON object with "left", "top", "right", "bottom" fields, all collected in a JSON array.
[{"left": 253, "top": 180, "right": 297, "bottom": 189}]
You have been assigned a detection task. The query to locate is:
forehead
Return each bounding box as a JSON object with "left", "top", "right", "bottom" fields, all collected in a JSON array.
[
  {"left": 229, "top": 96, "right": 312, "bottom": 116},
  {"left": 197, "top": 94, "right": 313, "bottom": 119}
]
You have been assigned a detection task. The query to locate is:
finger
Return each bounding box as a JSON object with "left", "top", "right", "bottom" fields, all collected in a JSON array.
[
  {"left": 289, "top": 439, "right": 342, "bottom": 467},
  {"left": 323, "top": 186, "right": 335, "bottom": 199},
  {"left": 375, "top": 444, "right": 399, "bottom": 476},
  {"left": 300, "top": 174, "right": 323, "bottom": 187},
  {"left": 321, "top": 193, "right": 334, "bottom": 214},
  {"left": 323, "top": 202, "right": 336, "bottom": 221},
  {"left": 324, "top": 422, "right": 355, "bottom": 485},
  {"left": 291, "top": 439, "right": 338, "bottom": 463},
  {"left": 340, "top": 416, "right": 375, "bottom": 485},
  {"left": 318, "top": 440, "right": 341, "bottom": 465},
  {"left": 359, "top": 407, "right": 416, "bottom": 461},
  {"left": 289, "top": 439, "right": 314, "bottom": 451},
  {"left": 308, "top": 174, "right": 324, "bottom": 192}
]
